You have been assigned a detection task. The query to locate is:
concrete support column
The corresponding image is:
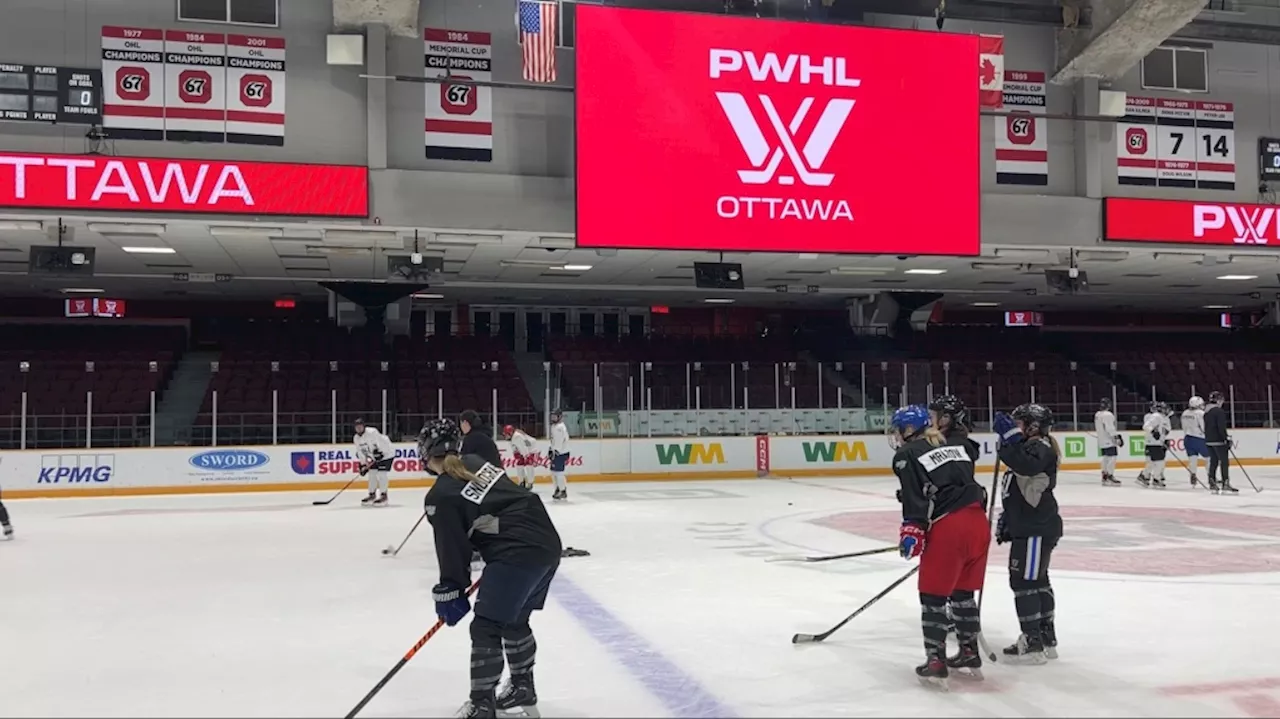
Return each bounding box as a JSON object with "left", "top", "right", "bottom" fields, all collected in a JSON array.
[{"left": 365, "top": 23, "right": 388, "bottom": 171}]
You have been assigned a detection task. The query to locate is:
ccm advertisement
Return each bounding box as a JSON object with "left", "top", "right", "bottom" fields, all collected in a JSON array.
[{"left": 574, "top": 7, "right": 980, "bottom": 256}]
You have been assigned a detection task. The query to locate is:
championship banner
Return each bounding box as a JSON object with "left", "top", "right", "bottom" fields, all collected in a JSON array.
[
  {"left": 994, "top": 69, "right": 1047, "bottom": 186},
  {"left": 101, "top": 26, "right": 165, "bottom": 141},
  {"left": 424, "top": 28, "right": 494, "bottom": 162},
  {"left": 1117, "top": 96, "right": 1235, "bottom": 190},
  {"left": 225, "top": 34, "right": 286, "bottom": 146},
  {"left": 163, "top": 30, "right": 226, "bottom": 143}
]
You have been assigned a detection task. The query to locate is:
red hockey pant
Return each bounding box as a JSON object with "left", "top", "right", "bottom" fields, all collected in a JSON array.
[{"left": 918, "top": 502, "right": 990, "bottom": 596}]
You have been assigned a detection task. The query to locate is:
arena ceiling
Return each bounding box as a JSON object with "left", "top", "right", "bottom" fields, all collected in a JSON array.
[{"left": 0, "top": 214, "right": 1277, "bottom": 313}]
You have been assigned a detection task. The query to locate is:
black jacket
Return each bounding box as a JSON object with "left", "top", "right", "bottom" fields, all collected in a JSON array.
[
  {"left": 945, "top": 428, "right": 981, "bottom": 463},
  {"left": 460, "top": 426, "right": 503, "bottom": 468},
  {"left": 425, "top": 454, "right": 562, "bottom": 589},
  {"left": 1204, "top": 405, "right": 1229, "bottom": 445},
  {"left": 893, "top": 436, "right": 986, "bottom": 527},
  {"left": 997, "top": 437, "right": 1063, "bottom": 539}
]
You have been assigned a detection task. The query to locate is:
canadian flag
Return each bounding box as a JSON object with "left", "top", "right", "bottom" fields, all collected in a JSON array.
[{"left": 979, "top": 34, "right": 1004, "bottom": 109}]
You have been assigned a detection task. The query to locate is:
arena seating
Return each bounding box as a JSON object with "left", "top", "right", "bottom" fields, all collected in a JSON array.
[{"left": 0, "top": 324, "right": 184, "bottom": 448}]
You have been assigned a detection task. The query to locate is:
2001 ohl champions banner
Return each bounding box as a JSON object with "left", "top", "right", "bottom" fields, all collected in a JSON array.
[
  {"left": 101, "top": 26, "right": 286, "bottom": 146},
  {"left": 574, "top": 6, "right": 980, "bottom": 256}
]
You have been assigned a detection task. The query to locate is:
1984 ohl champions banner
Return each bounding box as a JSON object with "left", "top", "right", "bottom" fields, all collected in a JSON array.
[{"left": 424, "top": 28, "right": 494, "bottom": 162}]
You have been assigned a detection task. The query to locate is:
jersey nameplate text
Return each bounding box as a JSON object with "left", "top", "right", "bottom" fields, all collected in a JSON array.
[
  {"left": 461, "top": 462, "right": 506, "bottom": 505},
  {"left": 917, "top": 445, "right": 971, "bottom": 473}
]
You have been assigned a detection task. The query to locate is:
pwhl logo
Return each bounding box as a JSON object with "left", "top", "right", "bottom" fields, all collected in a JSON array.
[
  {"left": 1195, "top": 204, "right": 1278, "bottom": 244},
  {"left": 710, "top": 49, "right": 856, "bottom": 222}
]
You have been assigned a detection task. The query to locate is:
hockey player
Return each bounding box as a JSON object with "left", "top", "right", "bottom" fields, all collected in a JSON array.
[
  {"left": 1136, "top": 402, "right": 1172, "bottom": 489},
  {"left": 1095, "top": 398, "right": 1122, "bottom": 486},
  {"left": 889, "top": 405, "right": 990, "bottom": 688},
  {"left": 460, "top": 410, "right": 504, "bottom": 468},
  {"left": 548, "top": 409, "right": 570, "bottom": 501},
  {"left": 928, "top": 394, "right": 980, "bottom": 462},
  {"left": 503, "top": 424, "right": 539, "bottom": 490},
  {"left": 1205, "top": 390, "right": 1237, "bottom": 493},
  {"left": 418, "top": 419, "right": 563, "bottom": 719},
  {"left": 993, "top": 403, "right": 1063, "bottom": 664},
  {"left": 354, "top": 418, "right": 394, "bottom": 506},
  {"left": 0, "top": 486, "right": 12, "bottom": 540},
  {"left": 1182, "top": 396, "right": 1208, "bottom": 486}
]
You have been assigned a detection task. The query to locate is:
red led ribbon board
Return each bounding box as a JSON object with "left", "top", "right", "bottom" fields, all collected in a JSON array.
[
  {"left": 575, "top": 6, "right": 980, "bottom": 256},
  {"left": 0, "top": 152, "right": 368, "bottom": 217},
  {"left": 1105, "top": 197, "right": 1280, "bottom": 247}
]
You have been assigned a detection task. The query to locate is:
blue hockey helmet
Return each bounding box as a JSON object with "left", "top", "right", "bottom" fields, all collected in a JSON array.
[{"left": 890, "top": 404, "right": 931, "bottom": 438}]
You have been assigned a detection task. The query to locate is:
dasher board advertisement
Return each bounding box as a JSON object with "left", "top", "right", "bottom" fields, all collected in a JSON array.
[{"left": 574, "top": 7, "right": 980, "bottom": 256}]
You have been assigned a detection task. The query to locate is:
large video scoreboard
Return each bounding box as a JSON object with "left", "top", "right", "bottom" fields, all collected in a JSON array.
[{"left": 0, "top": 64, "right": 102, "bottom": 125}]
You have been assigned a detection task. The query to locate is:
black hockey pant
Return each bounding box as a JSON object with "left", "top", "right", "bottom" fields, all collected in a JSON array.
[{"left": 1208, "top": 445, "right": 1231, "bottom": 483}]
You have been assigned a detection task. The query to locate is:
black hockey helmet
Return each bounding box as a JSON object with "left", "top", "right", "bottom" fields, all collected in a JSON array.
[
  {"left": 1012, "top": 403, "right": 1055, "bottom": 435},
  {"left": 354, "top": 417, "right": 366, "bottom": 433},
  {"left": 1150, "top": 400, "right": 1171, "bottom": 415},
  {"left": 549, "top": 407, "right": 563, "bottom": 422},
  {"left": 418, "top": 418, "right": 461, "bottom": 462},
  {"left": 1099, "top": 397, "right": 1113, "bottom": 412},
  {"left": 1209, "top": 390, "right": 1226, "bottom": 404},
  {"left": 928, "top": 394, "right": 970, "bottom": 430}
]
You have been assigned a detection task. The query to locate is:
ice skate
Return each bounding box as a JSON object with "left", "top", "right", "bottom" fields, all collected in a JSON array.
[
  {"left": 552, "top": 489, "right": 567, "bottom": 502},
  {"left": 2, "top": 523, "right": 12, "bottom": 540},
  {"left": 944, "top": 638, "right": 984, "bottom": 680},
  {"left": 1002, "top": 632, "right": 1048, "bottom": 665},
  {"left": 1102, "top": 474, "right": 1121, "bottom": 487},
  {"left": 914, "top": 654, "right": 950, "bottom": 691},
  {"left": 455, "top": 692, "right": 497, "bottom": 719},
  {"left": 360, "top": 492, "right": 377, "bottom": 506},
  {"left": 1220, "top": 480, "right": 1239, "bottom": 494},
  {"left": 372, "top": 492, "right": 388, "bottom": 506},
  {"left": 1135, "top": 473, "right": 1150, "bottom": 488},
  {"left": 496, "top": 674, "right": 540, "bottom": 717},
  {"left": 1041, "top": 621, "right": 1058, "bottom": 660},
  {"left": 1152, "top": 477, "right": 1166, "bottom": 489}
]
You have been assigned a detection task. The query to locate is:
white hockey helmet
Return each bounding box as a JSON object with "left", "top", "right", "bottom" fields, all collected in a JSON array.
[{"left": 1189, "top": 395, "right": 1205, "bottom": 409}]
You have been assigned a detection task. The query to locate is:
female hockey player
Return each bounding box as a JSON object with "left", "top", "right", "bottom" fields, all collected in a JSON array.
[
  {"left": 1137, "top": 401, "right": 1171, "bottom": 489},
  {"left": 419, "top": 419, "right": 563, "bottom": 719},
  {"left": 1182, "top": 396, "right": 1208, "bottom": 487},
  {"left": 928, "top": 394, "right": 979, "bottom": 461},
  {"left": 992, "top": 403, "right": 1064, "bottom": 664},
  {"left": 0, "top": 485, "right": 12, "bottom": 539},
  {"left": 889, "top": 405, "right": 989, "bottom": 688},
  {"left": 1095, "top": 398, "right": 1122, "bottom": 486},
  {"left": 547, "top": 409, "right": 570, "bottom": 501},
  {"left": 503, "top": 424, "right": 539, "bottom": 489},
  {"left": 354, "top": 418, "right": 394, "bottom": 506}
]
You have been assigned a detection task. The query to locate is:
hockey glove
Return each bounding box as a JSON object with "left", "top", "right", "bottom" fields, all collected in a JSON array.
[
  {"left": 547, "top": 449, "right": 555, "bottom": 463},
  {"left": 995, "top": 512, "right": 1011, "bottom": 545},
  {"left": 359, "top": 462, "right": 370, "bottom": 477},
  {"left": 1114, "top": 435, "right": 1123, "bottom": 448},
  {"left": 993, "top": 412, "right": 1023, "bottom": 446},
  {"left": 432, "top": 581, "right": 472, "bottom": 627},
  {"left": 895, "top": 489, "right": 903, "bottom": 504},
  {"left": 899, "top": 522, "right": 926, "bottom": 559}
]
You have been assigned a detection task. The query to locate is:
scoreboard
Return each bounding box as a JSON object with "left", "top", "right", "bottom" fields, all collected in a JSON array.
[{"left": 0, "top": 64, "right": 102, "bottom": 125}]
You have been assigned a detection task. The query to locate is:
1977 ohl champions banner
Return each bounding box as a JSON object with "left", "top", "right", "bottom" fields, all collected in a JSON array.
[
  {"left": 424, "top": 28, "right": 494, "bottom": 162},
  {"left": 574, "top": 7, "right": 980, "bottom": 256}
]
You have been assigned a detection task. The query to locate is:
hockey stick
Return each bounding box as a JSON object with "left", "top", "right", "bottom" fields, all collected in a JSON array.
[
  {"left": 312, "top": 474, "right": 361, "bottom": 506},
  {"left": 1165, "top": 447, "right": 1209, "bottom": 491},
  {"left": 973, "top": 458, "right": 1002, "bottom": 663},
  {"left": 381, "top": 511, "right": 427, "bottom": 557},
  {"left": 792, "top": 565, "right": 919, "bottom": 644},
  {"left": 345, "top": 580, "right": 481, "bottom": 718},
  {"left": 1228, "top": 446, "right": 1264, "bottom": 493},
  {"left": 766, "top": 545, "right": 897, "bottom": 563}
]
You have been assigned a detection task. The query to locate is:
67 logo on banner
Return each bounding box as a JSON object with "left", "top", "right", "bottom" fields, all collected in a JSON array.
[{"left": 441, "top": 76, "right": 477, "bottom": 115}]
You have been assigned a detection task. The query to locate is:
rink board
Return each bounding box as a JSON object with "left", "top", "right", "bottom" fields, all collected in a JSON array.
[{"left": 3, "top": 430, "right": 1277, "bottom": 498}]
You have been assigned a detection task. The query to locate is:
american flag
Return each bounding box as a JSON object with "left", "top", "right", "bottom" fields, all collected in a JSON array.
[{"left": 519, "top": 0, "right": 558, "bottom": 83}]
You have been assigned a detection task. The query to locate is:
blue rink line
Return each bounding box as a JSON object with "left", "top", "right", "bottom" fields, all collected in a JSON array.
[{"left": 552, "top": 575, "right": 737, "bottom": 719}]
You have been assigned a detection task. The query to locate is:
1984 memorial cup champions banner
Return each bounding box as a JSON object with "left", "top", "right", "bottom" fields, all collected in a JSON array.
[
  {"left": 101, "top": 26, "right": 285, "bottom": 146},
  {"left": 424, "top": 28, "right": 494, "bottom": 162}
]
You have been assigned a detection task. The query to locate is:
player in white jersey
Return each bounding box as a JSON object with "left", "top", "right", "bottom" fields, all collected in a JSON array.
[
  {"left": 1181, "top": 396, "right": 1208, "bottom": 487},
  {"left": 354, "top": 418, "right": 394, "bottom": 506},
  {"left": 503, "top": 424, "right": 539, "bottom": 490},
  {"left": 548, "top": 409, "right": 571, "bottom": 501},
  {"left": 1095, "top": 398, "right": 1122, "bottom": 487},
  {"left": 1137, "top": 402, "right": 1172, "bottom": 489}
]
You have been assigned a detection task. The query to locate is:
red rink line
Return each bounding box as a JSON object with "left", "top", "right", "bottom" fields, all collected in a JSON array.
[{"left": 1163, "top": 676, "right": 1280, "bottom": 718}]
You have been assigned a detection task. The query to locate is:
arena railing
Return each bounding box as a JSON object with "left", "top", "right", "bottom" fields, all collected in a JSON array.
[{"left": 1, "top": 358, "right": 1275, "bottom": 449}]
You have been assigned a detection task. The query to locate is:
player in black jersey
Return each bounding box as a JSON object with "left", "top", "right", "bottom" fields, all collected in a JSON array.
[
  {"left": 418, "top": 419, "right": 562, "bottom": 719},
  {"left": 890, "top": 405, "right": 990, "bottom": 689},
  {"left": 0, "top": 485, "right": 12, "bottom": 540},
  {"left": 928, "top": 394, "right": 980, "bottom": 462},
  {"left": 993, "top": 403, "right": 1065, "bottom": 664}
]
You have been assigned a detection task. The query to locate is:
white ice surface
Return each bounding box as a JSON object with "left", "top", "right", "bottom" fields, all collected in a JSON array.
[{"left": 3, "top": 470, "right": 1280, "bottom": 718}]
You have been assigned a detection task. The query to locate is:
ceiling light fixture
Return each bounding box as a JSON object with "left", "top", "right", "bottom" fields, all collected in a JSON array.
[
  {"left": 829, "top": 266, "right": 893, "bottom": 275},
  {"left": 209, "top": 225, "right": 284, "bottom": 238},
  {"left": 0, "top": 220, "right": 44, "bottom": 231},
  {"left": 555, "top": 264, "right": 593, "bottom": 271},
  {"left": 1216, "top": 274, "right": 1257, "bottom": 281},
  {"left": 704, "top": 298, "right": 735, "bottom": 304},
  {"left": 88, "top": 222, "right": 166, "bottom": 235},
  {"left": 904, "top": 268, "right": 947, "bottom": 275},
  {"left": 971, "top": 301, "right": 1000, "bottom": 307},
  {"left": 1203, "top": 304, "right": 1232, "bottom": 309},
  {"left": 412, "top": 292, "right": 445, "bottom": 299},
  {"left": 121, "top": 246, "right": 177, "bottom": 254},
  {"left": 61, "top": 287, "right": 105, "bottom": 294}
]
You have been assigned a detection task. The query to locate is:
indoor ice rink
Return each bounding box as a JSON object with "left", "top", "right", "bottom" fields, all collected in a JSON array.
[{"left": 3, "top": 469, "right": 1278, "bottom": 718}]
